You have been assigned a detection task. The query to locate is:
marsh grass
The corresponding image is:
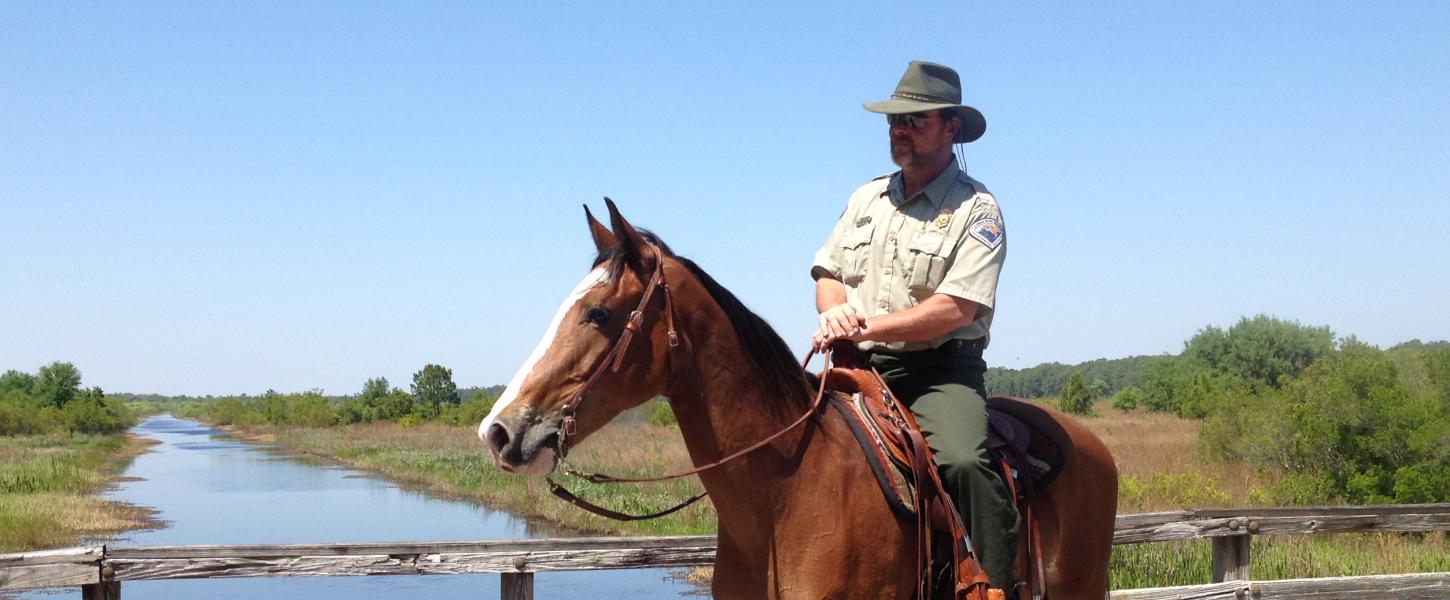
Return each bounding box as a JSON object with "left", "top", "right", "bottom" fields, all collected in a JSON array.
[
  {"left": 212, "top": 402, "right": 1444, "bottom": 589},
  {"left": 1110, "top": 532, "right": 1450, "bottom": 589},
  {"left": 0, "top": 434, "right": 157, "bottom": 552},
  {"left": 271, "top": 421, "right": 713, "bottom": 536}
]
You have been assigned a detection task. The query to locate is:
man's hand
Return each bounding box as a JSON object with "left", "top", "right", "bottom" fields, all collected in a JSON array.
[{"left": 814, "top": 303, "right": 867, "bottom": 350}]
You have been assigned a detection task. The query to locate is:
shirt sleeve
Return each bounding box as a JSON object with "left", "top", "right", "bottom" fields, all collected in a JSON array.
[{"left": 935, "top": 194, "right": 1006, "bottom": 310}]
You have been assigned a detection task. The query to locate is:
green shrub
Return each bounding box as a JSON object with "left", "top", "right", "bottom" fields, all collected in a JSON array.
[
  {"left": 437, "top": 393, "right": 496, "bottom": 427},
  {"left": 1110, "top": 386, "right": 1142, "bottom": 411},
  {"left": 284, "top": 393, "right": 337, "bottom": 427},
  {"left": 1058, "top": 371, "right": 1093, "bottom": 415},
  {"left": 647, "top": 400, "right": 678, "bottom": 427}
]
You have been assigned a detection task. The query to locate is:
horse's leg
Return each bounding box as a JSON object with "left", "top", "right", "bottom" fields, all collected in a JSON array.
[
  {"left": 712, "top": 541, "right": 770, "bottom": 600},
  {"left": 1038, "top": 418, "right": 1118, "bottom": 600}
]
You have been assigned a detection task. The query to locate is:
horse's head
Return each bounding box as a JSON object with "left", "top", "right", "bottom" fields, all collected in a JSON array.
[{"left": 478, "top": 199, "right": 682, "bottom": 475}]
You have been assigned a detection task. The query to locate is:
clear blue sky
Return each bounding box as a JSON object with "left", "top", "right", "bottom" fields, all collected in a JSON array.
[{"left": 3, "top": 2, "right": 1448, "bottom": 396}]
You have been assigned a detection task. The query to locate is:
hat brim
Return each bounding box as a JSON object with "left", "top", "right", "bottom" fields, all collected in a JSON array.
[{"left": 863, "top": 99, "right": 986, "bottom": 144}]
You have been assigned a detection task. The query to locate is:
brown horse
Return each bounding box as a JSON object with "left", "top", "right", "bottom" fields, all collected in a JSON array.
[{"left": 478, "top": 200, "right": 1117, "bottom": 599}]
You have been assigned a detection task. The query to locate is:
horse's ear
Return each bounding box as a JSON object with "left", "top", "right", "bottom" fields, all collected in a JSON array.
[
  {"left": 584, "top": 204, "right": 616, "bottom": 251},
  {"left": 604, "top": 197, "right": 648, "bottom": 261}
]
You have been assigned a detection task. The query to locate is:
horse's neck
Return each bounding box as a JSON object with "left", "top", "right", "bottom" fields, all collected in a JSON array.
[{"left": 665, "top": 314, "right": 842, "bottom": 536}]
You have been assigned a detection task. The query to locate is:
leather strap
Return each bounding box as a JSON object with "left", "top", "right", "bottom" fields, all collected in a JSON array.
[{"left": 546, "top": 479, "right": 708, "bottom": 521}]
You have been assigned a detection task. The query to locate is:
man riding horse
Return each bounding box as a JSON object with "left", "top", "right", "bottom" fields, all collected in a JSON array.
[{"left": 810, "top": 60, "right": 1020, "bottom": 590}]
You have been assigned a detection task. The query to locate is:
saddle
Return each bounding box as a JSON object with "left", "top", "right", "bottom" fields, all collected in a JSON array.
[{"left": 821, "top": 360, "right": 1066, "bottom": 600}]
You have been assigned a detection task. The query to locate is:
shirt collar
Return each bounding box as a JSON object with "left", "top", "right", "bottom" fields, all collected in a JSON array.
[{"left": 888, "top": 158, "right": 962, "bottom": 211}]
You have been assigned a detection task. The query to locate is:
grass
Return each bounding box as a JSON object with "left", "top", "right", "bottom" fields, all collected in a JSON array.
[
  {"left": 0, "top": 433, "right": 158, "bottom": 553},
  {"left": 203, "top": 400, "right": 1447, "bottom": 590},
  {"left": 267, "top": 420, "right": 714, "bottom": 537},
  {"left": 1078, "top": 400, "right": 1449, "bottom": 588}
]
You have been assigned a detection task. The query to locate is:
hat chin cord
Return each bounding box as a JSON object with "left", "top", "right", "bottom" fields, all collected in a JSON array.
[{"left": 955, "top": 143, "right": 968, "bottom": 175}]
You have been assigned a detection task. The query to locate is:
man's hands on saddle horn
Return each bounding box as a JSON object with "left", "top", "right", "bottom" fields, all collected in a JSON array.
[{"left": 813, "top": 302, "right": 867, "bottom": 350}]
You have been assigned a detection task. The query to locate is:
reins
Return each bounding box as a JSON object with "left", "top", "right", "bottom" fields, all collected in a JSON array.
[{"left": 546, "top": 246, "right": 834, "bottom": 521}]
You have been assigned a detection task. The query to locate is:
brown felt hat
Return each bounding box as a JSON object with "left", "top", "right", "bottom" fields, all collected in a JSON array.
[{"left": 864, "top": 60, "right": 986, "bottom": 144}]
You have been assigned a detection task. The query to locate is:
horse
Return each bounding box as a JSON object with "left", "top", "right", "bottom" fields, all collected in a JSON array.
[{"left": 478, "top": 200, "right": 1117, "bottom": 599}]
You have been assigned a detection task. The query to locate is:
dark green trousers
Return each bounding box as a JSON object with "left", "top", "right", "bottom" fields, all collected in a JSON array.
[{"left": 869, "top": 344, "right": 1020, "bottom": 590}]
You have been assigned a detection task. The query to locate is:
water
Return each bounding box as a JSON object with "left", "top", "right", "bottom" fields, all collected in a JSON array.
[{"left": 20, "top": 415, "right": 704, "bottom": 599}]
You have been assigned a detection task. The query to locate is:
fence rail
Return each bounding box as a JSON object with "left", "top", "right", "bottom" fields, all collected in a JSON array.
[{"left": 3, "top": 504, "right": 1447, "bottom": 599}]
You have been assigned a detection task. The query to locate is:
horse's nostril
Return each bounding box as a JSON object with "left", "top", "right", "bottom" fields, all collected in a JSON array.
[{"left": 485, "top": 423, "right": 512, "bottom": 455}]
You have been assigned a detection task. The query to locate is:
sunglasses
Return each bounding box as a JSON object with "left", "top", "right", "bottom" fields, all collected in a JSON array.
[{"left": 886, "top": 113, "right": 940, "bottom": 129}]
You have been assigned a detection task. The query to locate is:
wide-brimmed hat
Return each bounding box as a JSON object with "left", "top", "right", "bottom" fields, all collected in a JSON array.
[{"left": 864, "top": 61, "right": 986, "bottom": 144}]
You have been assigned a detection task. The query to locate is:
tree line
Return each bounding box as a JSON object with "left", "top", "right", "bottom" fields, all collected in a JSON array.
[
  {"left": 0, "top": 362, "right": 136, "bottom": 434},
  {"left": 996, "top": 315, "right": 1450, "bottom": 504},
  {"left": 176, "top": 364, "right": 504, "bottom": 429}
]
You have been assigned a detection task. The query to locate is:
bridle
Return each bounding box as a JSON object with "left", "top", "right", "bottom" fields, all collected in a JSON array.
[
  {"left": 546, "top": 245, "right": 834, "bottom": 521},
  {"left": 556, "top": 246, "right": 683, "bottom": 451}
]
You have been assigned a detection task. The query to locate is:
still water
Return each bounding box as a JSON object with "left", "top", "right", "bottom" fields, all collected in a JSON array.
[{"left": 29, "top": 415, "right": 702, "bottom": 599}]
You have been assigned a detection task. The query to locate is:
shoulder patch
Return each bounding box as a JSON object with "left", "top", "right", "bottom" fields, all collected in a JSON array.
[{"left": 967, "top": 218, "right": 1004, "bottom": 250}]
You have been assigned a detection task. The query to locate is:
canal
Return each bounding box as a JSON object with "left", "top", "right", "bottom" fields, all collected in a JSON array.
[{"left": 22, "top": 414, "right": 702, "bottom": 599}]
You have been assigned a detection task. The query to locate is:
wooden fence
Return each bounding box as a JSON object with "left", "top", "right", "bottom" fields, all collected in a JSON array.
[{"left": 3, "top": 504, "right": 1447, "bottom": 599}]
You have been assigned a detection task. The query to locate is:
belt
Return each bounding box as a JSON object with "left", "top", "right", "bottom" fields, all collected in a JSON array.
[
  {"left": 938, "top": 337, "right": 987, "bottom": 355},
  {"left": 869, "top": 337, "right": 986, "bottom": 360}
]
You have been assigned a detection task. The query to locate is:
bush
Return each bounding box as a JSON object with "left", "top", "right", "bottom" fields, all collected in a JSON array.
[
  {"left": 437, "top": 393, "right": 496, "bottom": 427},
  {"left": 1204, "top": 340, "right": 1450, "bottom": 503},
  {"left": 1058, "top": 371, "right": 1093, "bottom": 415},
  {"left": 284, "top": 393, "right": 337, "bottom": 427},
  {"left": 1110, "top": 386, "right": 1143, "bottom": 411},
  {"left": 647, "top": 400, "right": 678, "bottom": 427}
]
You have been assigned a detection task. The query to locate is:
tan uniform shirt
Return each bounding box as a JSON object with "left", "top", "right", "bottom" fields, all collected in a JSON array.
[{"left": 811, "top": 161, "right": 1006, "bottom": 352}]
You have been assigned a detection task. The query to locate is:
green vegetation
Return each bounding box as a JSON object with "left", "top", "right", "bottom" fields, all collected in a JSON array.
[
  {"left": 646, "top": 398, "right": 678, "bottom": 426},
  {"left": 1110, "top": 386, "right": 1143, "bottom": 411},
  {"left": 1200, "top": 338, "right": 1450, "bottom": 504},
  {"left": 1, "top": 362, "right": 136, "bottom": 435},
  {"left": 1058, "top": 371, "right": 1093, "bottom": 415},
  {"left": 1110, "top": 533, "right": 1450, "bottom": 589},
  {"left": 175, "top": 365, "right": 502, "bottom": 430},
  {"left": 0, "top": 434, "right": 156, "bottom": 552},
  {"left": 0, "top": 362, "right": 151, "bottom": 552},
  {"left": 246, "top": 421, "right": 714, "bottom": 537},
  {"left": 987, "top": 354, "right": 1165, "bottom": 398},
  {"left": 994, "top": 315, "right": 1450, "bottom": 505}
]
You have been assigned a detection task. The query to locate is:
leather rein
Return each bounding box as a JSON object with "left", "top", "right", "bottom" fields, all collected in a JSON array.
[{"left": 546, "top": 247, "right": 834, "bottom": 521}]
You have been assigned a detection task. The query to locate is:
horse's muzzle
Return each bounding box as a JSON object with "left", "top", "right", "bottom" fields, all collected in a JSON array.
[{"left": 481, "top": 412, "right": 561, "bottom": 476}]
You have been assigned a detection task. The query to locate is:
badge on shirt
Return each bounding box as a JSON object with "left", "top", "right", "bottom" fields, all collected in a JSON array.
[
  {"left": 934, "top": 209, "right": 953, "bottom": 229},
  {"left": 855, "top": 216, "right": 872, "bottom": 228},
  {"left": 968, "top": 218, "right": 1003, "bottom": 249}
]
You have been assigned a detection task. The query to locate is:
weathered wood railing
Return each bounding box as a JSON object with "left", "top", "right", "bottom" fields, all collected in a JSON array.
[{"left": 3, "top": 504, "right": 1447, "bottom": 599}]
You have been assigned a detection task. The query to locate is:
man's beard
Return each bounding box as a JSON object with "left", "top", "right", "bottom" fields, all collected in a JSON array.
[{"left": 891, "top": 140, "right": 919, "bottom": 168}]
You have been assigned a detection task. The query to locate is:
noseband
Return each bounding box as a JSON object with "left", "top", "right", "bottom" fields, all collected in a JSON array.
[{"left": 546, "top": 244, "right": 834, "bottom": 521}]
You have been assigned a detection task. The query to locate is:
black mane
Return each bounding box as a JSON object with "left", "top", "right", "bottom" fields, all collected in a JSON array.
[{"left": 593, "top": 231, "right": 814, "bottom": 413}]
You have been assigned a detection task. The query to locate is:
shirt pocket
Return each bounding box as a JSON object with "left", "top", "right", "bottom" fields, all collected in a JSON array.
[
  {"left": 839, "top": 223, "right": 875, "bottom": 285},
  {"left": 906, "top": 229, "right": 949, "bottom": 291}
]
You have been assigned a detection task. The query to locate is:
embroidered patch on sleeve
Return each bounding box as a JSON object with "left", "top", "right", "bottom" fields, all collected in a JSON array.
[{"left": 967, "top": 218, "right": 1003, "bottom": 249}]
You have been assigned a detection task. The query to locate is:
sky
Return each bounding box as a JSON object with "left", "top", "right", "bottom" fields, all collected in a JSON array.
[{"left": 3, "top": 2, "right": 1448, "bottom": 396}]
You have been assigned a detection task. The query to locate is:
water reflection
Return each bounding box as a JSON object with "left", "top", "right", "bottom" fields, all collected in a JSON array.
[{"left": 19, "top": 415, "right": 704, "bottom": 599}]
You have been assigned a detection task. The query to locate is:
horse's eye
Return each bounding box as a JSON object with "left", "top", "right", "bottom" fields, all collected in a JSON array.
[{"left": 583, "top": 306, "right": 612, "bottom": 326}]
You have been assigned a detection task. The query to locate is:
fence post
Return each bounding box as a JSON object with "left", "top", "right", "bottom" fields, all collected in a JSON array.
[
  {"left": 1211, "top": 534, "right": 1251, "bottom": 582},
  {"left": 81, "top": 582, "right": 120, "bottom": 600},
  {"left": 501, "top": 572, "right": 533, "bottom": 600}
]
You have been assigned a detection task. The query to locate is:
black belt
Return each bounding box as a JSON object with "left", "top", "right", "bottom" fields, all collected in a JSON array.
[
  {"left": 938, "top": 337, "right": 987, "bottom": 355},
  {"left": 870, "top": 337, "right": 986, "bottom": 360}
]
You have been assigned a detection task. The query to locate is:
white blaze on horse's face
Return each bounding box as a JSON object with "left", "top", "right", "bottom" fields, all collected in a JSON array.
[{"left": 479, "top": 267, "right": 608, "bottom": 475}]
